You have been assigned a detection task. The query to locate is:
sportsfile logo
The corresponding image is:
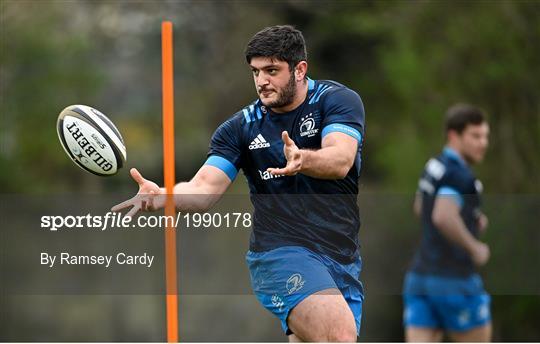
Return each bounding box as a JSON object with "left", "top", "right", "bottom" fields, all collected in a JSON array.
[{"left": 249, "top": 134, "right": 270, "bottom": 150}]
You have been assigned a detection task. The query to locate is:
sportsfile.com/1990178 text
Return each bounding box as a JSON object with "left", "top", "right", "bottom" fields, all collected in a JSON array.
[{"left": 40, "top": 212, "right": 252, "bottom": 232}]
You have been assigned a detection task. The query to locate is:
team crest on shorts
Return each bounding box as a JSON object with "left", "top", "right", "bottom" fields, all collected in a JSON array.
[
  {"left": 457, "top": 309, "right": 471, "bottom": 326},
  {"left": 271, "top": 294, "right": 284, "bottom": 312},
  {"left": 477, "top": 303, "right": 489, "bottom": 320},
  {"left": 286, "top": 273, "right": 306, "bottom": 294}
]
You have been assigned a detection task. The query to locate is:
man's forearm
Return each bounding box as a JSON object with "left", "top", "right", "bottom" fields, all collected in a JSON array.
[
  {"left": 300, "top": 146, "right": 353, "bottom": 179},
  {"left": 435, "top": 213, "right": 478, "bottom": 255},
  {"left": 171, "top": 182, "right": 220, "bottom": 212}
]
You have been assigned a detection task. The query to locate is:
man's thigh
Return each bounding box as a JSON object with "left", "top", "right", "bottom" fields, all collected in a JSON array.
[
  {"left": 287, "top": 288, "right": 357, "bottom": 342},
  {"left": 246, "top": 246, "right": 363, "bottom": 339},
  {"left": 403, "top": 292, "right": 444, "bottom": 342},
  {"left": 246, "top": 247, "right": 339, "bottom": 335},
  {"left": 448, "top": 322, "right": 492, "bottom": 342},
  {"left": 403, "top": 294, "right": 442, "bottom": 330},
  {"left": 405, "top": 327, "right": 444, "bottom": 342}
]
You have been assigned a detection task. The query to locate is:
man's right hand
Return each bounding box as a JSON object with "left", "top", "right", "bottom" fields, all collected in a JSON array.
[
  {"left": 111, "top": 168, "right": 166, "bottom": 217},
  {"left": 470, "top": 241, "right": 490, "bottom": 266}
]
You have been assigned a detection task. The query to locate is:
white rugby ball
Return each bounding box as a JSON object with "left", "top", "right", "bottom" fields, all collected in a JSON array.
[{"left": 57, "top": 105, "right": 126, "bottom": 176}]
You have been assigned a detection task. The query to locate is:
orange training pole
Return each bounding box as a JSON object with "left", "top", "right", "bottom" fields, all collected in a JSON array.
[{"left": 161, "top": 21, "right": 178, "bottom": 343}]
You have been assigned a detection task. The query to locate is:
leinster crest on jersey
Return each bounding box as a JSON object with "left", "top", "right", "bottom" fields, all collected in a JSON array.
[{"left": 299, "top": 113, "right": 319, "bottom": 138}]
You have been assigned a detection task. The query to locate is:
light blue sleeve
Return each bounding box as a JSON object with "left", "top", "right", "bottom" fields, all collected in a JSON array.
[
  {"left": 321, "top": 87, "right": 365, "bottom": 143},
  {"left": 322, "top": 123, "right": 363, "bottom": 142},
  {"left": 437, "top": 186, "right": 464, "bottom": 208},
  {"left": 204, "top": 155, "right": 238, "bottom": 181}
]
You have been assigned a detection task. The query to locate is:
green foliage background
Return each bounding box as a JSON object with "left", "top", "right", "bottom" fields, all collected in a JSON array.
[{"left": 1, "top": 0, "right": 539, "bottom": 341}]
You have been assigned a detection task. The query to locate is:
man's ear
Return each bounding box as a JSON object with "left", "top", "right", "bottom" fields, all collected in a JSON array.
[
  {"left": 295, "top": 61, "right": 308, "bottom": 81},
  {"left": 447, "top": 130, "right": 461, "bottom": 145}
]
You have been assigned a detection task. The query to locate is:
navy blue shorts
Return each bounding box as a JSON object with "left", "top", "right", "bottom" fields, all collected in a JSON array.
[
  {"left": 403, "top": 272, "right": 491, "bottom": 332},
  {"left": 246, "top": 246, "right": 364, "bottom": 335}
]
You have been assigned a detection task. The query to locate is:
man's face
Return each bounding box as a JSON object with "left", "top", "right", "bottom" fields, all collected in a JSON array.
[
  {"left": 249, "top": 57, "right": 296, "bottom": 109},
  {"left": 455, "top": 123, "right": 490, "bottom": 164}
]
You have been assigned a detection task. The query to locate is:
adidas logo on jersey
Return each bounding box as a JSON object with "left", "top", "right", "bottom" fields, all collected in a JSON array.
[{"left": 249, "top": 134, "right": 270, "bottom": 150}]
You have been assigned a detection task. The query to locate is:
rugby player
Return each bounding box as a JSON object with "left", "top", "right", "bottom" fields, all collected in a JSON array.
[
  {"left": 113, "top": 25, "right": 365, "bottom": 342},
  {"left": 403, "top": 104, "right": 491, "bottom": 342}
]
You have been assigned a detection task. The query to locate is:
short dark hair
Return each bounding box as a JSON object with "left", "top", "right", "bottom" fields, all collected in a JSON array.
[
  {"left": 245, "top": 25, "right": 307, "bottom": 71},
  {"left": 445, "top": 103, "right": 486, "bottom": 134}
]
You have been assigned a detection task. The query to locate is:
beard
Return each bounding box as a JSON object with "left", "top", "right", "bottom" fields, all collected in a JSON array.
[
  {"left": 259, "top": 72, "right": 296, "bottom": 109},
  {"left": 463, "top": 150, "right": 484, "bottom": 165}
]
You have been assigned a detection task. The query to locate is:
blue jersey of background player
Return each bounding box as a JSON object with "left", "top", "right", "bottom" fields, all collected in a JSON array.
[
  {"left": 113, "top": 25, "right": 365, "bottom": 342},
  {"left": 403, "top": 104, "right": 491, "bottom": 342}
]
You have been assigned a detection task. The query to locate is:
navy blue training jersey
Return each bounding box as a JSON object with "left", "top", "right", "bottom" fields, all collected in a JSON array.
[
  {"left": 410, "top": 147, "right": 483, "bottom": 277},
  {"left": 205, "top": 78, "right": 365, "bottom": 263}
]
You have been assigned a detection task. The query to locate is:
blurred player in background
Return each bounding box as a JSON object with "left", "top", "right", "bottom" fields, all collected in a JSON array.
[
  {"left": 113, "top": 25, "right": 365, "bottom": 342},
  {"left": 403, "top": 104, "right": 491, "bottom": 342}
]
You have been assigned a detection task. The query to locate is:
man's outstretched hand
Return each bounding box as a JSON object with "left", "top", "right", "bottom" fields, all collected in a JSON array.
[
  {"left": 267, "top": 131, "right": 303, "bottom": 176},
  {"left": 111, "top": 168, "right": 165, "bottom": 217}
]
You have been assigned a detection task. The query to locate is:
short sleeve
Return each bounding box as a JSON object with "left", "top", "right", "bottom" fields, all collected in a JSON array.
[
  {"left": 436, "top": 170, "right": 468, "bottom": 208},
  {"left": 321, "top": 88, "right": 365, "bottom": 143},
  {"left": 436, "top": 186, "right": 464, "bottom": 208},
  {"left": 206, "top": 118, "right": 243, "bottom": 181}
]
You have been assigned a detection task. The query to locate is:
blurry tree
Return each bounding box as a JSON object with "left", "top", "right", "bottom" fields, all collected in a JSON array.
[
  {"left": 1, "top": 0, "right": 539, "bottom": 341},
  {"left": 0, "top": 0, "right": 105, "bottom": 192},
  {"left": 277, "top": 1, "right": 540, "bottom": 193}
]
